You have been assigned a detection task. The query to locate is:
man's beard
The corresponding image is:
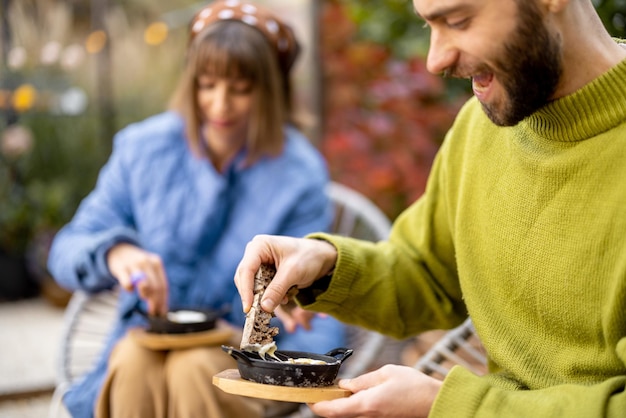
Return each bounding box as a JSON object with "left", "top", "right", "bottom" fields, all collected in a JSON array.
[{"left": 481, "top": 1, "right": 563, "bottom": 126}]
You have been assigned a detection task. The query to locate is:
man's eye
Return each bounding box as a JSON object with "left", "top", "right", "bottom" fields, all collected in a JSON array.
[{"left": 447, "top": 18, "right": 469, "bottom": 29}]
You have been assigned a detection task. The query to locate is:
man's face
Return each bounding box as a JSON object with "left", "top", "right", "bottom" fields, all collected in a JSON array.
[{"left": 415, "top": 0, "right": 562, "bottom": 126}]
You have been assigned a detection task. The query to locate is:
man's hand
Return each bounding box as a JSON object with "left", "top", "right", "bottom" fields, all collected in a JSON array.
[
  {"left": 107, "top": 243, "right": 169, "bottom": 316},
  {"left": 310, "top": 364, "right": 442, "bottom": 418},
  {"left": 234, "top": 234, "right": 337, "bottom": 313}
]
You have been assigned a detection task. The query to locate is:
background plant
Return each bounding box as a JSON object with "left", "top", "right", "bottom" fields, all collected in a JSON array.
[
  {"left": 0, "top": 0, "right": 310, "bottom": 285},
  {"left": 320, "top": 0, "right": 625, "bottom": 219},
  {"left": 0, "top": 0, "right": 194, "bottom": 275},
  {"left": 0, "top": 0, "right": 624, "bottom": 273},
  {"left": 319, "top": 1, "right": 467, "bottom": 218}
]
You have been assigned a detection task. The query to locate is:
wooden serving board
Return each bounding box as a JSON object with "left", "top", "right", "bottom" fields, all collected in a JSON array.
[
  {"left": 129, "top": 327, "right": 234, "bottom": 351},
  {"left": 213, "top": 369, "right": 352, "bottom": 403}
]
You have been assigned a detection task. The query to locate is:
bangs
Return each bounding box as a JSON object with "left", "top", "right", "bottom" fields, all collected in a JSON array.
[
  {"left": 192, "top": 22, "right": 264, "bottom": 81},
  {"left": 173, "top": 19, "right": 289, "bottom": 162}
]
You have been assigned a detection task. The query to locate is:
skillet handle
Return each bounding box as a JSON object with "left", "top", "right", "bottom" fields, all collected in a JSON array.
[
  {"left": 221, "top": 345, "right": 254, "bottom": 366},
  {"left": 325, "top": 347, "right": 354, "bottom": 363}
]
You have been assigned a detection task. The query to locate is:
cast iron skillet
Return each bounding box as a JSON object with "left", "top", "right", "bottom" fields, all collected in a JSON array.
[
  {"left": 222, "top": 345, "right": 353, "bottom": 387},
  {"left": 135, "top": 306, "right": 220, "bottom": 334}
]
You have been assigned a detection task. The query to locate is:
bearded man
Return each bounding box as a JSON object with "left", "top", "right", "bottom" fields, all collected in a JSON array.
[{"left": 234, "top": 0, "right": 626, "bottom": 416}]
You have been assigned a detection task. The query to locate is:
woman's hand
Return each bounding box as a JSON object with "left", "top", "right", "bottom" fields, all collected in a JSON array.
[
  {"left": 234, "top": 234, "right": 337, "bottom": 314},
  {"left": 310, "top": 364, "right": 442, "bottom": 418},
  {"left": 274, "top": 304, "right": 321, "bottom": 332},
  {"left": 107, "top": 243, "right": 169, "bottom": 316}
]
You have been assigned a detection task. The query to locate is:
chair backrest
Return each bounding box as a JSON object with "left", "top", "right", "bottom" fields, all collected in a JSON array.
[
  {"left": 327, "top": 183, "right": 488, "bottom": 382},
  {"left": 327, "top": 183, "right": 489, "bottom": 379},
  {"left": 325, "top": 182, "right": 392, "bottom": 242},
  {"left": 50, "top": 181, "right": 394, "bottom": 417},
  {"left": 322, "top": 182, "right": 404, "bottom": 379},
  {"left": 413, "top": 317, "right": 488, "bottom": 379},
  {"left": 55, "top": 288, "right": 119, "bottom": 386},
  {"left": 287, "top": 182, "right": 396, "bottom": 418},
  {"left": 50, "top": 288, "right": 118, "bottom": 418}
]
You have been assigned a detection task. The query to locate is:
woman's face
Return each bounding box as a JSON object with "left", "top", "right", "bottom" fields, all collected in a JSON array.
[{"left": 196, "top": 73, "right": 255, "bottom": 151}]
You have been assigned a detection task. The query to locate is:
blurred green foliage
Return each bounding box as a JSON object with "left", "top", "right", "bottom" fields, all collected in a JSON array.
[
  {"left": 0, "top": 0, "right": 196, "bottom": 258},
  {"left": 0, "top": 0, "right": 624, "bottom": 262},
  {"left": 322, "top": 0, "right": 625, "bottom": 219},
  {"left": 594, "top": 0, "right": 626, "bottom": 36},
  {"left": 340, "top": 0, "right": 625, "bottom": 102},
  {"left": 0, "top": 114, "right": 109, "bottom": 256},
  {"left": 344, "top": 0, "right": 626, "bottom": 58}
]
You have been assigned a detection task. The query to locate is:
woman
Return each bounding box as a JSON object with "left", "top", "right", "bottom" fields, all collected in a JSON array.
[{"left": 47, "top": 1, "right": 345, "bottom": 417}]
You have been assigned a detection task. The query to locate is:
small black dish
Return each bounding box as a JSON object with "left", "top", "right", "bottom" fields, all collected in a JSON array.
[
  {"left": 136, "top": 307, "right": 220, "bottom": 334},
  {"left": 222, "top": 345, "right": 353, "bottom": 387}
]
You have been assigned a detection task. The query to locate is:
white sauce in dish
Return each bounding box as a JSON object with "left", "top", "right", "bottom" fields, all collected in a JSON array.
[
  {"left": 166, "top": 310, "right": 207, "bottom": 324},
  {"left": 286, "top": 358, "right": 327, "bottom": 365}
]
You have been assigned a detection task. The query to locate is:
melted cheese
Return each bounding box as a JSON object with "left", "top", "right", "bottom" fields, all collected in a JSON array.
[{"left": 242, "top": 341, "right": 279, "bottom": 361}]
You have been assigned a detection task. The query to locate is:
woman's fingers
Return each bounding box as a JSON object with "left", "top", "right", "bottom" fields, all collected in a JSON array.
[
  {"left": 107, "top": 243, "right": 169, "bottom": 316},
  {"left": 274, "top": 304, "right": 316, "bottom": 332},
  {"left": 136, "top": 254, "right": 168, "bottom": 316}
]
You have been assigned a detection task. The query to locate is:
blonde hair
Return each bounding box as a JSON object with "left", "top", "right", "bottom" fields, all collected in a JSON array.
[{"left": 169, "top": 20, "right": 295, "bottom": 163}]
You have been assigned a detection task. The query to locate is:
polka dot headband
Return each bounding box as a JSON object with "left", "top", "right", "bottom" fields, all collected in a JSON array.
[{"left": 189, "top": 0, "right": 301, "bottom": 73}]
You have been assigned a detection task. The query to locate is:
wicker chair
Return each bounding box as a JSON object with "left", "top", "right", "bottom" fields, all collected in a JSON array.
[
  {"left": 413, "top": 317, "right": 488, "bottom": 380},
  {"left": 48, "top": 289, "right": 118, "bottom": 418},
  {"left": 49, "top": 181, "right": 394, "bottom": 418}
]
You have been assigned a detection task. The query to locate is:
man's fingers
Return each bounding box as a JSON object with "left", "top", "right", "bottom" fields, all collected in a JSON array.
[
  {"left": 260, "top": 280, "right": 293, "bottom": 312},
  {"left": 338, "top": 368, "right": 385, "bottom": 393},
  {"left": 235, "top": 261, "right": 258, "bottom": 313},
  {"left": 235, "top": 235, "right": 284, "bottom": 313},
  {"left": 235, "top": 235, "right": 334, "bottom": 313},
  {"left": 309, "top": 395, "right": 360, "bottom": 418},
  {"left": 311, "top": 368, "right": 393, "bottom": 417}
]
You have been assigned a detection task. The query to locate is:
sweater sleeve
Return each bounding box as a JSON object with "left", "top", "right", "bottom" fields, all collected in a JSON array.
[
  {"left": 432, "top": 337, "right": 626, "bottom": 417},
  {"left": 297, "top": 144, "right": 467, "bottom": 339}
]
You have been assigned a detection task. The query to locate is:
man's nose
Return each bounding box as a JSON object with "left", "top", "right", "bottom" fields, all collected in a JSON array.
[{"left": 426, "top": 30, "right": 457, "bottom": 76}]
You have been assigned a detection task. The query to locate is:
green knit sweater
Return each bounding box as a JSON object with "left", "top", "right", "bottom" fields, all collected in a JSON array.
[{"left": 301, "top": 57, "right": 626, "bottom": 416}]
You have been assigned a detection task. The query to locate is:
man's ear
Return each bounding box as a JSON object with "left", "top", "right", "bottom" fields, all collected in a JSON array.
[{"left": 540, "top": 0, "right": 570, "bottom": 14}]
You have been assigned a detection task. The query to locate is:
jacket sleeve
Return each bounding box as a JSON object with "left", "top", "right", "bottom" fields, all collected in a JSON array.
[
  {"left": 278, "top": 179, "right": 333, "bottom": 238},
  {"left": 47, "top": 132, "right": 140, "bottom": 292},
  {"left": 432, "top": 338, "right": 626, "bottom": 417},
  {"left": 272, "top": 132, "right": 334, "bottom": 238}
]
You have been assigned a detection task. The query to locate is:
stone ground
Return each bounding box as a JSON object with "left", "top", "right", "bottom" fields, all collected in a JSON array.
[{"left": 0, "top": 296, "right": 67, "bottom": 418}]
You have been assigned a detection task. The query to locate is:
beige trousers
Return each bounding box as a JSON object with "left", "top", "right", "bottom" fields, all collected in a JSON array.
[{"left": 95, "top": 333, "right": 269, "bottom": 418}]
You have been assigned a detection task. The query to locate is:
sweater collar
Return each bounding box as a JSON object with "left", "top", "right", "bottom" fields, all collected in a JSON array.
[{"left": 521, "top": 57, "right": 626, "bottom": 142}]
